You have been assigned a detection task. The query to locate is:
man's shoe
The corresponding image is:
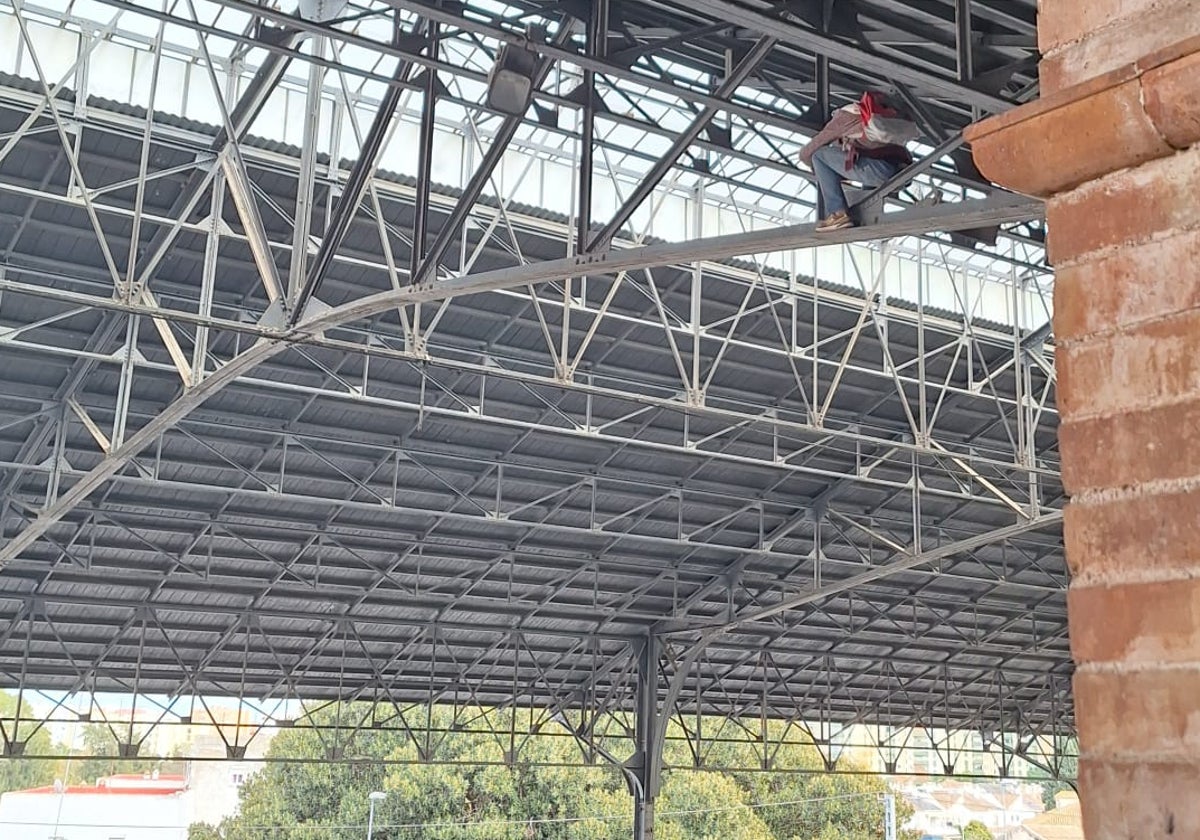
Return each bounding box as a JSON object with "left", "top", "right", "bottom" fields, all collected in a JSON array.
[{"left": 815, "top": 210, "right": 854, "bottom": 232}]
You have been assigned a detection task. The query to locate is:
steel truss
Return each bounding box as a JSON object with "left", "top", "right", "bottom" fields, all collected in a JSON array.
[
  {"left": 0, "top": 668, "right": 1076, "bottom": 780},
  {"left": 0, "top": 0, "right": 1062, "bottom": 833},
  {"left": 0, "top": 681, "right": 1076, "bottom": 840}
]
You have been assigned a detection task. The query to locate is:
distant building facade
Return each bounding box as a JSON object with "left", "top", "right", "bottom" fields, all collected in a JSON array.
[
  {"left": 898, "top": 780, "right": 1044, "bottom": 840},
  {"left": 1014, "top": 791, "right": 1084, "bottom": 840},
  {"left": 0, "top": 763, "right": 262, "bottom": 839},
  {"left": 835, "top": 725, "right": 1047, "bottom": 778}
]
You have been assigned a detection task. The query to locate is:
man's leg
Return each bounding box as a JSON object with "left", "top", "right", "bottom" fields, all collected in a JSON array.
[
  {"left": 850, "top": 157, "right": 904, "bottom": 227},
  {"left": 811, "top": 145, "right": 850, "bottom": 217},
  {"left": 847, "top": 156, "right": 903, "bottom": 191}
]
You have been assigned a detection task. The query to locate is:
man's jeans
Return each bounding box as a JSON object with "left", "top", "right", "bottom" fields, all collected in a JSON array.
[{"left": 811, "top": 144, "right": 902, "bottom": 216}]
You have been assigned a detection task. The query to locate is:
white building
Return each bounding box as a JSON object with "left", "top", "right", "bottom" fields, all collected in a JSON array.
[
  {"left": 0, "top": 773, "right": 190, "bottom": 840},
  {"left": 0, "top": 764, "right": 262, "bottom": 839},
  {"left": 899, "top": 780, "right": 1044, "bottom": 840},
  {"left": 1014, "top": 792, "right": 1084, "bottom": 840}
]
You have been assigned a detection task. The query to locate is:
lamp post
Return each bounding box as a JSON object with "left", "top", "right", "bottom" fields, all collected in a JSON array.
[{"left": 367, "top": 790, "right": 387, "bottom": 839}]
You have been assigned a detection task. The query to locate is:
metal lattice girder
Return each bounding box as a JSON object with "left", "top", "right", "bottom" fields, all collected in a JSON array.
[
  {"left": 408, "top": 21, "right": 576, "bottom": 287},
  {"left": 0, "top": 585, "right": 1068, "bottom": 726},
  {"left": 0, "top": 681, "right": 1076, "bottom": 779},
  {"left": 589, "top": 35, "right": 779, "bottom": 252},
  {"left": 649, "top": 0, "right": 1015, "bottom": 113},
  {"left": 29, "top": 0, "right": 1051, "bottom": 339},
  {"left": 0, "top": 60, "right": 1051, "bottom": 571},
  {"left": 0, "top": 111, "right": 1051, "bottom": 535},
  {"left": 109, "top": 0, "right": 1038, "bottom": 206},
  {"left": 292, "top": 23, "right": 418, "bottom": 325},
  {"left": 0, "top": 187, "right": 1045, "bottom": 567},
  {"left": 0, "top": 19, "right": 301, "bottom": 514},
  {"left": 373, "top": 0, "right": 1035, "bottom": 122},
  {"left": 0, "top": 0, "right": 1062, "bottom": 746}
]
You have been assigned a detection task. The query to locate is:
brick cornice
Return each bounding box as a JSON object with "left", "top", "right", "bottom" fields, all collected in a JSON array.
[{"left": 965, "top": 34, "right": 1200, "bottom": 198}]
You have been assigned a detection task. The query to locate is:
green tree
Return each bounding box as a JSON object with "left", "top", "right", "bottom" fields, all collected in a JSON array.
[
  {"left": 962, "top": 819, "right": 993, "bottom": 840},
  {"left": 65, "top": 722, "right": 175, "bottom": 786},
  {"left": 0, "top": 691, "right": 56, "bottom": 794},
  {"left": 205, "top": 704, "right": 921, "bottom": 840},
  {"left": 212, "top": 705, "right": 632, "bottom": 840},
  {"left": 1026, "top": 739, "right": 1079, "bottom": 811},
  {"left": 664, "top": 719, "right": 914, "bottom": 840},
  {"left": 66, "top": 723, "right": 123, "bottom": 786},
  {"left": 188, "top": 824, "right": 223, "bottom": 840},
  {"left": 657, "top": 770, "right": 773, "bottom": 840}
]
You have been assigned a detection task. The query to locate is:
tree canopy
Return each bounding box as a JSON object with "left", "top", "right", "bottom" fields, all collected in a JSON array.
[
  {"left": 0, "top": 692, "right": 56, "bottom": 794},
  {"left": 962, "top": 819, "right": 993, "bottom": 840},
  {"left": 1026, "top": 739, "right": 1079, "bottom": 811},
  {"left": 0, "top": 694, "right": 920, "bottom": 840},
  {"left": 62, "top": 721, "right": 182, "bottom": 786},
  {"left": 195, "top": 704, "right": 914, "bottom": 840},
  {"left": 0, "top": 692, "right": 185, "bottom": 795}
]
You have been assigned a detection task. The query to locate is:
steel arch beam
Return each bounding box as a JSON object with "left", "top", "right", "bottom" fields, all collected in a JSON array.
[
  {"left": 0, "top": 25, "right": 302, "bottom": 516},
  {"left": 589, "top": 34, "right": 778, "bottom": 252},
  {"left": 0, "top": 191, "right": 1042, "bottom": 567}
]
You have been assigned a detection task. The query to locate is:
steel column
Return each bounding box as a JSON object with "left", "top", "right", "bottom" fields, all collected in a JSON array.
[
  {"left": 288, "top": 37, "right": 325, "bottom": 303},
  {"left": 410, "top": 22, "right": 440, "bottom": 279},
  {"left": 956, "top": 0, "right": 975, "bottom": 82},
  {"left": 576, "top": 0, "right": 607, "bottom": 254},
  {"left": 291, "top": 17, "right": 416, "bottom": 325},
  {"left": 191, "top": 170, "right": 225, "bottom": 385},
  {"left": 632, "top": 634, "right": 660, "bottom": 840},
  {"left": 410, "top": 24, "right": 572, "bottom": 286},
  {"left": 815, "top": 54, "right": 830, "bottom": 123}
]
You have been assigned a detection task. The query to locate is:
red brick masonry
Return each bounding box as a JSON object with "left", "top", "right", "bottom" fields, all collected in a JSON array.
[
  {"left": 966, "top": 35, "right": 1200, "bottom": 198},
  {"left": 965, "top": 12, "right": 1200, "bottom": 840}
]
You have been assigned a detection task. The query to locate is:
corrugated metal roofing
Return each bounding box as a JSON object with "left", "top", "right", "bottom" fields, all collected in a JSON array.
[{"left": 0, "top": 34, "right": 1065, "bottom": 738}]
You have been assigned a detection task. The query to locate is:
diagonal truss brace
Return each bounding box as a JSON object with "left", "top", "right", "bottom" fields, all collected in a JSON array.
[
  {"left": 656, "top": 511, "right": 1064, "bottom": 635},
  {"left": 588, "top": 35, "right": 778, "bottom": 252},
  {"left": 0, "top": 192, "right": 1043, "bottom": 568}
]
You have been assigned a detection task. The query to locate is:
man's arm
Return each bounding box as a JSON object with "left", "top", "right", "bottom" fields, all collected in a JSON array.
[{"left": 799, "top": 107, "right": 861, "bottom": 167}]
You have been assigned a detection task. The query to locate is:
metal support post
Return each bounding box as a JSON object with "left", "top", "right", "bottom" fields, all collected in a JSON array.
[
  {"left": 955, "top": 0, "right": 975, "bottom": 82},
  {"left": 590, "top": 35, "right": 775, "bottom": 252},
  {"left": 411, "top": 23, "right": 440, "bottom": 279},
  {"left": 192, "top": 171, "right": 225, "bottom": 385},
  {"left": 815, "top": 54, "right": 830, "bottom": 123},
  {"left": 576, "top": 0, "right": 607, "bottom": 254},
  {"left": 288, "top": 36, "right": 325, "bottom": 303},
  {"left": 689, "top": 180, "right": 704, "bottom": 403},
  {"left": 111, "top": 314, "right": 138, "bottom": 449},
  {"left": 814, "top": 53, "right": 830, "bottom": 219},
  {"left": 632, "top": 634, "right": 660, "bottom": 840},
  {"left": 884, "top": 793, "right": 897, "bottom": 840},
  {"left": 44, "top": 406, "right": 67, "bottom": 506}
]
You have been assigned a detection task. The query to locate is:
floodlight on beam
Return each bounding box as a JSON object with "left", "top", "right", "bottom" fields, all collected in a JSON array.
[{"left": 487, "top": 41, "right": 540, "bottom": 115}]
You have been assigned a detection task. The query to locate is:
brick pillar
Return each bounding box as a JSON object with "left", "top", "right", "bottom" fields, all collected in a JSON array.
[{"left": 965, "top": 5, "right": 1200, "bottom": 839}]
